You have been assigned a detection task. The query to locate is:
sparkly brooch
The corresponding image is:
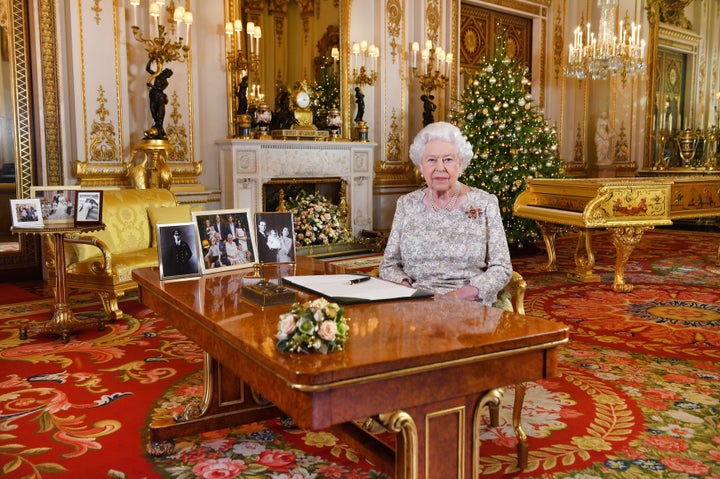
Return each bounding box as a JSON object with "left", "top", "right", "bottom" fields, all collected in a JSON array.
[{"left": 466, "top": 205, "right": 482, "bottom": 220}]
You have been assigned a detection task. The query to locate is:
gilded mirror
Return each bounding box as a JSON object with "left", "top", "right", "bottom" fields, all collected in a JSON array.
[
  {"left": 643, "top": 0, "right": 713, "bottom": 171},
  {"left": 224, "top": 0, "right": 350, "bottom": 137},
  {"left": 0, "top": 0, "right": 39, "bottom": 274}
]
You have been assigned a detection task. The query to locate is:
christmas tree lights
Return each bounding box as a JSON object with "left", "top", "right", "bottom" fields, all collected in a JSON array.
[{"left": 455, "top": 39, "right": 565, "bottom": 247}]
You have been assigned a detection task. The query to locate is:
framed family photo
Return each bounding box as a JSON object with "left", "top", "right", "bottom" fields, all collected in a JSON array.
[
  {"left": 255, "top": 211, "right": 296, "bottom": 264},
  {"left": 74, "top": 190, "right": 103, "bottom": 225},
  {"left": 30, "top": 186, "right": 80, "bottom": 226},
  {"left": 157, "top": 222, "right": 201, "bottom": 281},
  {"left": 191, "top": 208, "right": 257, "bottom": 274},
  {"left": 10, "top": 198, "right": 43, "bottom": 228}
]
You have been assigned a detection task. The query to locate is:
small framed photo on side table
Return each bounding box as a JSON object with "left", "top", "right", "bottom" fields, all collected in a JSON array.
[
  {"left": 10, "top": 198, "right": 43, "bottom": 228},
  {"left": 31, "top": 186, "right": 81, "bottom": 226},
  {"left": 157, "top": 222, "right": 201, "bottom": 281},
  {"left": 74, "top": 190, "right": 103, "bottom": 225}
]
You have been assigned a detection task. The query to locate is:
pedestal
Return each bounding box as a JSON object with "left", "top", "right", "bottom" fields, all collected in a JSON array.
[{"left": 128, "top": 138, "right": 174, "bottom": 189}]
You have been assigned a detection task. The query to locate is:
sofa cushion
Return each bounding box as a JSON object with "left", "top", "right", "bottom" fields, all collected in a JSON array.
[{"left": 147, "top": 204, "right": 193, "bottom": 247}]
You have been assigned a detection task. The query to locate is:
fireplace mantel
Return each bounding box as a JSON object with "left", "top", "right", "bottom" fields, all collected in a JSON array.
[{"left": 215, "top": 139, "right": 375, "bottom": 237}]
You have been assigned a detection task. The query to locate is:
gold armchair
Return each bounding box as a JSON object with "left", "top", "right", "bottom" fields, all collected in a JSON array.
[{"left": 479, "top": 271, "right": 529, "bottom": 470}]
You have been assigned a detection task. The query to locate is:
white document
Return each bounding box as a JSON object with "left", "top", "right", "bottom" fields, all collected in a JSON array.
[{"left": 283, "top": 274, "right": 430, "bottom": 303}]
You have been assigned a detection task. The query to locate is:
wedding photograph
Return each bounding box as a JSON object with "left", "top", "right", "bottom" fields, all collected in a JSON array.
[{"left": 74, "top": 190, "right": 103, "bottom": 225}]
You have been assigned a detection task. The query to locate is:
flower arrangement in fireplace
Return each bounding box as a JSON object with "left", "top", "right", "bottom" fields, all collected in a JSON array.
[
  {"left": 276, "top": 298, "right": 350, "bottom": 354},
  {"left": 287, "top": 191, "right": 351, "bottom": 247}
]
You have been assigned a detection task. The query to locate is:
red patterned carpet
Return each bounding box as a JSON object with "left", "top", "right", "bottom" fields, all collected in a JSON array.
[{"left": 0, "top": 228, "right": 719, "bottom": 478}]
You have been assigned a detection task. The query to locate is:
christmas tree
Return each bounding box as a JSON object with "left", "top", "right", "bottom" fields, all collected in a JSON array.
[
  {"left": 311, "top": 56, "right": 340, "bottom": 127},
  {"left": 455, "top": 39, "right": 564, "bottom": 247}
]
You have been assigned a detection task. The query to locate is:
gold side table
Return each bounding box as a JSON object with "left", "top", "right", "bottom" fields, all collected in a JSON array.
[{"left": 12, "top": 223, "right": 106, "bottom": 343}]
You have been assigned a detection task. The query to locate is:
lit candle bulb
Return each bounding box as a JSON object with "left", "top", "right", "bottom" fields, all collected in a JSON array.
[
  {"left": 130, "top": 0, "right": 139, "bottom": 27},
  {"left": 411, "top": 41, "right": 419, "bottom": 68},
  {"left": 254, "top": 26, "right": 261, "bottom": 55},
  {"left": 246, "top": 22, "right": 255, "bottom": 53},
  {"left": 149, "top": 2, "right": 160, "bottom": 37},
  {"left": 231, "top": 20, "right": 241, "bottom": 51},
  {"left": 183, "top": 11, "right": 192, "bottom": 46}
]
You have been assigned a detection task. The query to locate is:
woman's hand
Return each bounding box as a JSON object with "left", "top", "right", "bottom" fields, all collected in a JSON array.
[
  {"left": 442, "top": 284, "right": 479, "bottom": 301},
  {"left": 401, "top": 279, "right": 414, "bottom": 288}
]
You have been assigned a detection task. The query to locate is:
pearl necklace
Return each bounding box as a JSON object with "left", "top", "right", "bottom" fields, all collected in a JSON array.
[{"left": 430, "top": 186, "right": 459, "bottom": 212}]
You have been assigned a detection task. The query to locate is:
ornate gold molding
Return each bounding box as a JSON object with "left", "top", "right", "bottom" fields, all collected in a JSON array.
[
  {"left": 88, "top": 86, "right": 119, "bottom": 163},
  {"left": 39, "top": 0, "right": 62, "bottom": 184},
  {"left": 552, "top": 2, "right": 563, "bottom": 83},
  {"left": 386, "top": 0, "right": 401, "bottom": 63},
  {"left": 426, "top": 0, "right": 440, "bottom": 45}
]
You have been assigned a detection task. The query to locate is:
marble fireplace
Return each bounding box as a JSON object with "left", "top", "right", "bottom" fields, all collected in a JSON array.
[{"left": 215, "top": 139, "right": 375, "bottom": 238}]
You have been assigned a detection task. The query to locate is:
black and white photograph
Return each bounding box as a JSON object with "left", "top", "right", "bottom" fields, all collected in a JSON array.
[
  {"left": 10, "top": 198, "right": 43, "bottom": 228},
  {"left": 192, "top": 208, "right": 257, "bottom": 274},
  {"left": 255, "top": 211, "right": 296, "bottom": 264},
  {"left": 31, "top": 187, "right": 80, "bottom": 226},
  {"left": 157, "top": 222, "right": 201, "bottom": 280},
  {"left": 74, "top": 190, "right": 103, "bottom": 225}
]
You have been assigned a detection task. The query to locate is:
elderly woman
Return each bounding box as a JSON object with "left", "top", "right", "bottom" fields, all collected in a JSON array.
[{"left": 379, "top": 122, "right": 512, "bottom": 305}]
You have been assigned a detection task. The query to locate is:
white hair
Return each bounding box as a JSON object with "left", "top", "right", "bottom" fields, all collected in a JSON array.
[{"left": 408, "top": 122, "right": 474, "bottom": 171}]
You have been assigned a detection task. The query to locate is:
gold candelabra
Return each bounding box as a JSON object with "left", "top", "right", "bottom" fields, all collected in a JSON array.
[
  {"left": 410, "top": 39, "right": 452, "bottom": 126},
  {"left": 350, "top": 40, "right": 379, "bottom": 141},
  {"left": 225, "top": 19, "right": 264, "bottom": 138},
  {"left": 127, "top": 0, "right": 192, "bottom": 188},
  {"left": 130, "top": 1, "right": 191, "bottom": 69},
  {"left": 410, "top": 40, "right": 452, "bottom": 97}
]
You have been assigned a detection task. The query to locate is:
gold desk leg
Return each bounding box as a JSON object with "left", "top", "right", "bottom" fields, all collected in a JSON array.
[
  {"left": 377, "top": 411, "right": 418, "bottom": 479},
  {"left": 610, "top": 226, "right": 652, "bottom": 293},
  {"left": 567, "top": 228, "right": 601, "bottom": 283},
  {"left": 512, "top": 383, "right": 528, "bottom": 470},
  {"left": 146, "top": 351, "right": 280, "bottom": 457}
]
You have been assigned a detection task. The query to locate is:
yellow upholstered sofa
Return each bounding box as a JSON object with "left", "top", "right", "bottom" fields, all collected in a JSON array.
[{"left": 46, "top": 188, "right": 192, "bottom": 321}]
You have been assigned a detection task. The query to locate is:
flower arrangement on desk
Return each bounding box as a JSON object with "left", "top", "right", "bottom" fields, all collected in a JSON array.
[
  {"left": 276, "top": 298, "right": 350, "bottom": 354},
  {"left": 287, "top": 191, "right": 351, "bottom": 247}
]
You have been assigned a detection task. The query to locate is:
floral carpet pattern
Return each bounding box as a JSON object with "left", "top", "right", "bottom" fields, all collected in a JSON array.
[{"left": 0, "top": 228, "right": 719, "bottom": 478}]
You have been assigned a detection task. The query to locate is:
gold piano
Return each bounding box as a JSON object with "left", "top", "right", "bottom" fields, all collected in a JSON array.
[{"left": 513, "top": 177, "right": 720, "bottom": 292}]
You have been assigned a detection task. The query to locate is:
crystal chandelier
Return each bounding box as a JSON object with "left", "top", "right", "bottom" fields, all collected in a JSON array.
[{"left": 564, "top": 0, "right": 646, "bottom": 81}]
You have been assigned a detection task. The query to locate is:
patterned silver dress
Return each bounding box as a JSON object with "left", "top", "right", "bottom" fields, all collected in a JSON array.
[{"left": 379, "top": 186, "right": 512, "bottom": 306}]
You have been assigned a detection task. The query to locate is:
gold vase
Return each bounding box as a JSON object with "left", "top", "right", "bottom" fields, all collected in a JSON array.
[{"left": 676, "top": 128, "right": 698, "bottom": 168}]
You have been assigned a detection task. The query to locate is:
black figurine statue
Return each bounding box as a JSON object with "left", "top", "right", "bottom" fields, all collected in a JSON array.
[
  {"left": 270, "top": 90, "right": 297, "bottom": 130},
  {"left": 145, "top": 60, "right": 173, "bottom": 139},
  {"left": 236, "top": 75, "right": 249, "bottom": 115},
  {"left": 354, "top": 86, "right": 365, "bottom": 123},
  {"left": 421, "top": 94, "right": 436, "bottom": 127}
]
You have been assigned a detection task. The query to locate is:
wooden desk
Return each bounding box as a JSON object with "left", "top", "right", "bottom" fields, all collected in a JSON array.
[
  {"left": 133, "top": 267, "right": 568, "bottom": 479},
  {"left": 13, "top": 224, "right": 106, "bottom": 342}
]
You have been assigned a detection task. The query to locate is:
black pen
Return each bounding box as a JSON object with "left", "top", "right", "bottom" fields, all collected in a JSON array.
[{"left": 348, "top": 276, "right": 371, "bottom": 285}]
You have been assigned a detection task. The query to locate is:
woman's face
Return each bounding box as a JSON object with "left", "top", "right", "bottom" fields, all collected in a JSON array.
[
  {"left": 420, "top": 140, "right": 461, "bottom": 193},
  {"left": 282, "top": 227, "right": 289, "bottom": 236}
]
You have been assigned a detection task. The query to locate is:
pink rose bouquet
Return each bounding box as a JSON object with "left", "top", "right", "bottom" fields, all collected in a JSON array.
[
  {"left": 276, "top": 298, "right": 350, "bottom": 354},
  {"left": 287, "top": 191, "right": 351, "bottom": 247}
]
